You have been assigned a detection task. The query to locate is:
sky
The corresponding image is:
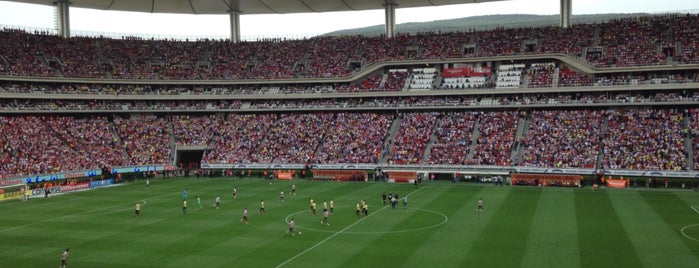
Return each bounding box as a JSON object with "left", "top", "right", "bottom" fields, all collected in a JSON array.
[{"left": 0, "top": 0, "right": 697, "bottom": 40}]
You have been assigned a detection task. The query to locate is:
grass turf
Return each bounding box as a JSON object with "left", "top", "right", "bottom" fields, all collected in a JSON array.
[{"left": 2, "top": 178, "right": 699, "bottom": 268}]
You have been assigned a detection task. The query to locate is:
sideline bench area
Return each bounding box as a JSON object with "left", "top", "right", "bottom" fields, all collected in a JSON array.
[
  {"left": 511, "top": 173, "right": 581, "bottom": 187},
  {"left": 311, "top": 170, "right": 368, "bottom": 181}
]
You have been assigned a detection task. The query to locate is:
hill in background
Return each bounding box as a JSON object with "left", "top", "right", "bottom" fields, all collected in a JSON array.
[{"left": 323, "top": 12, "right": 690, "bottom": 37}]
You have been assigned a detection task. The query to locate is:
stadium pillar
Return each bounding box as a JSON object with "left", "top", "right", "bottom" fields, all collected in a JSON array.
[
  {"left": 54, "top": 0, "right": 71, "bottom": 38},
  {"left": 229, "top": 9, "right": 241, "bottom": 43},
  {"left": 383, "top": 1, "right": 397, "bottom": 38},
  {"left": 560, "top": 0, "right": 572, "bottom": 28}
]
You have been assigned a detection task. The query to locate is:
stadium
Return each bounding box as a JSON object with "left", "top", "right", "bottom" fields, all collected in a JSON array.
[{"left": 1, "top": 0, "right": 699, "bottom": 267}]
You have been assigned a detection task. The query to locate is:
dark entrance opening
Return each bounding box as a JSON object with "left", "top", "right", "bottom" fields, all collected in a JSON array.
[{"left": 177, "top": 150, "right": 204, "bottom": 177}]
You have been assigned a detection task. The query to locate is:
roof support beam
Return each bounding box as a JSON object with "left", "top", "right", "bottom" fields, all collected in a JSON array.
[
  {"left": 54, "top": 0, "right": 71, "bottom": 38},
  {"left": 560, "top": 0, "right": 572, "bottom": 28},
  {"left": 229, "top": 9, "right": 241, "bottom": 43},
  {"left": 384, "top": 1, "right": 397, "bottom": 38}
]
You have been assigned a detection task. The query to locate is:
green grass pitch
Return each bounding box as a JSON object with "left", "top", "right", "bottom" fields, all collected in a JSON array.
[{"left": 2, "top": 178, "right": 699, "bottom": 267}]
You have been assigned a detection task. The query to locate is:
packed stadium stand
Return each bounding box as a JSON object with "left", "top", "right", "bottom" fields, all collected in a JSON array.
[{"left": 2, "top": 14, "right": 699, "bottom": 180}]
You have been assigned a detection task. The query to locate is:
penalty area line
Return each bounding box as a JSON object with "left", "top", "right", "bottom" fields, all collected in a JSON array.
[
  {"left": 692, "top": 206, "right": 699, "bottom": 215},
  {"left": 275, "top": 186, "right": 426, "bottom": 268}
]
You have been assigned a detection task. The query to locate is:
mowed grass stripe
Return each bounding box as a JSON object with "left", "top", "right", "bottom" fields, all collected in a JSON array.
[
  {"left": 521, "top": 188, "right": 580, "bottom": 268},
  {"left": 639, "top": 191, "right": 699, "bottom": 263},
  {"left": 184, "top": 180, "right": 361, "bottom": 268},
  {"left": 609, "top": 190, "right": 699, "bottom": 267},
  {"left": 462, "top": 187, "right": 541, "bottom": 267},
  {"left": 275, "top": 184, "right": 431, "bottom": 268},
  {"left": 333, "top": 185, "right": 455, "bottom": 268},
  {"left": 575, "top": 190, "right": 642, "bottom": 268},
  {"left": 400, "top": 185, "right": 492, "bottom": 267},
  {"left": 235, "top": 182, "right": 400, "bottom": 268}
]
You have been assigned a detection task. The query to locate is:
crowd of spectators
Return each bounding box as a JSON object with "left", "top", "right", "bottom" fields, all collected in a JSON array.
[
  {"left": 2, "top": 14, "right": 697, "bottom": 80},
  {"left": 1, "top": 69, "right": 696, "bottom": 97},
  {"left": 383, "top": 70, "right": 409, "bottom": 91},
  {"left": 469, "top": 111, "right": 520, "bottom": 166},
  {"left": 173, "top": 114, "right": 223, "bottom": 146},
  {"left": 313, "top": 112, "right": 394, "bottom": 164},
  {"left": 601, "top": 108, "right": 686, "bottom": 170},
  {"left": 2, "top": 106, "right": 698, "bottom": 177},
  {"left": 0, "top": 115, "right": 102, "bottom": 177},
  {"left": 2, "top": 88, "right": 699, "bottom": 113},
  {"left": 47, "top": 116, "right": 127, "bottom": 168},
  {"left": 526, "top": 63, "right": 555, "bottom": 88},
  {"left": 427, "top": 111, "right": 478, "bottom": 165},
  {"left": 202, "top": 113, "right": 276, "bottom": 164},
  {"left": 691, "top": 109, "right": 699, "bottom": 170},
  {"left": 248, "top": 113, "right": 334, "bottom": 164},
  {"left": 2, "top": 13, "right": 699, "bottom": 177},
  {"left": 520, "top": 110, "right": 605, "bottom": 168},
  {"left": 387, "top": 112, "right": 438, "bottom": 164},
  {"left": 558, "top": 67, "right": 594, "bottom": 87},
  {"left": 113, "top": 115, "right": 172, "bottom": 165}
]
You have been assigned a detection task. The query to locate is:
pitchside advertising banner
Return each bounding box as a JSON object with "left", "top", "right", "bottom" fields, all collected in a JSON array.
[
  {"left": 0, "top": 184, "right": 26, "bottom": 201},
  {"left": 15, "top": 165, "right": 175, "bottom": 184},
  {"left": 28, "top": 180, "right": 113, "bottom": 197}
]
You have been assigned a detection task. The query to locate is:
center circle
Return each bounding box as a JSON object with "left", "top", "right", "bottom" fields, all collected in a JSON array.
[
  {"left": 285, "top": 207, "right": 448, "bottom": 234},
  {"left": 680, "top": 224, "right": 699, "bottom": 242}
]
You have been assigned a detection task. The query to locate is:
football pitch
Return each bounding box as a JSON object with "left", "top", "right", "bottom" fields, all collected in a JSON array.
[{"left": 2, "top": 178, "right": 699, "bottom": 268}]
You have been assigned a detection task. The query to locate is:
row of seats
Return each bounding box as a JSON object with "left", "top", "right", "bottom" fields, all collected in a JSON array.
[
  {"left": 1, "top": 107, "right": 696, "bottom": 178},
  {"left": 1, "top": 66, "right": 695, "bottom": 96},
  {"left": 2, "top": 88, "right": 698, "bottom": 112},
  {"left": 2, "top": 14, "right": 698, "bottom": 80}
]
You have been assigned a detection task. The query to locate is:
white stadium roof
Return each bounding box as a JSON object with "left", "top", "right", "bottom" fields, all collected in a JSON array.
[
  {"left": 7, "top": 0, "right": 505, "bottom": 15},
  {"left": 6, "top": 0, "right": 573, "bottom": 42}
]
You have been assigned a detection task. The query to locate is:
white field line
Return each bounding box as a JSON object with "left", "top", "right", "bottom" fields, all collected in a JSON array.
[
  {"left": 275, "top": 186, "right": 426, "bottom": 268},
  {"left": 691, "top": 206, "right": 699, "bottom": 215}
]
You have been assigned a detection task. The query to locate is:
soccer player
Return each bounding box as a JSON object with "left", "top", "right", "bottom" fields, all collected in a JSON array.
[
  {"left": 135, "top": 202, "right": 141, "bottom": 217},
  {"left": 60, "top": 248, "right": 69, "bottom": 268},
  {"left": 329, "top": 199, "right": 334, "bottom": 214},
  {"left": 382, "top": 192, "right": 387, "bottom": 205},
  {"left": 196, "top": 196, "right": 203, "bottom": 210},
  {"left": 311, "top": 199, "right": 317, "bottom": 216},
  {"left": 321, "top": 209, "right": 330, "bottom": 226},
  {"left": 391, "top": 196, "right": 397, "bottom": 209},
  {"left": 322, "top": 200, "right": 328, "bottom": 211},
  {"left": 280, "top": 191, "right": 285, "bottom": 203},
  {"left": 182, "top": 189, "right": 188, "bottom": 200},
  {"left": 477, "top": 197, "right": 484, "bottom": 213},
  {"left": 259, "top": 199, "right": 266, "bottom": 214},
  {"left": 232, "top": 187, "right": 238, "bottom": 200},
  {"left": 146, "top": 179, "right": 150, "bottom": 189},
  {"left": 182, "top": 200, "right": 187, "bottom": 214},
  {"left": 402, "top": 195, "right": 408, "bottom": 208},
  {"left": 363, "top": 202, "right": 369, "bottom": 218},
  {"left": 355, "top": 202, "right": 361, "bottom": 218},
  {"left": 214, "top": 195, "right": 221, "bottom": 210},
  {"left": 240, "top": 208, "right": 249, "bottom": 224},
  {"left": 291, "top": 184, "right": 296, "bottom": 196},
  {"left": 287, "top": 218, "right": 296, "bottom": 236}
]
